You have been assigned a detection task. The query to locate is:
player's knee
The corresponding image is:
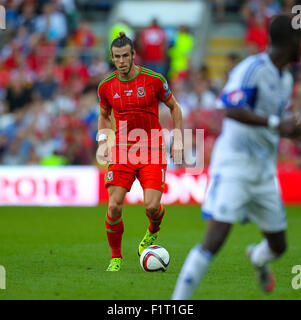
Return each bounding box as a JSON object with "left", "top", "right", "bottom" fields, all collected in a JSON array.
[
  {"left": 145, "top": 204, "right": 160, "bottom": 216},
  {"left": 108, "top": 201, "right": 123, "bottom": 218},
  {"left": 271, "top": 241, "right": 287, "bottom": 256}
]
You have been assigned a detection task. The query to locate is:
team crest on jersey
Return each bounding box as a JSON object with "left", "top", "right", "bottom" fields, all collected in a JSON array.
[
  {"left": 106, "top": 171, "right": 113, "bottom": 182},
  {"left": 137, "top": 86, "right": 145, "bottom": 97}
]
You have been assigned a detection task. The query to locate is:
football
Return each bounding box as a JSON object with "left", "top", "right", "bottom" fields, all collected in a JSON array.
[{"left": 140, "top": 245, "right": 170, "bottom": 272}]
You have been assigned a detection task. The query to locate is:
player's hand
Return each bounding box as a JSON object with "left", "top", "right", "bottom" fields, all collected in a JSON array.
[
  {"left": 278, "top": 117, "right": 301, "bottom": 138},
  {"left": 171, "top": 138, "right": 184, "bottom": 165},
  {"left": 96, "top": 141, "right": 111, "bottom": 164}
]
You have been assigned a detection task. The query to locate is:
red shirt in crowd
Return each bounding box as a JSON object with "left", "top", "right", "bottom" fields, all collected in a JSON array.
[{"left": 139, "top": 24, "right": 167, "bottom": 63}]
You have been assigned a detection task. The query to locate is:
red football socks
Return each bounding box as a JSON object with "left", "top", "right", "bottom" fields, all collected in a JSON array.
[
  {"left": 105, "top": 212, "right": 124, "bottom": 258},
  {"left": 146, "top": 204, "right": 165, "bottom": 234}
]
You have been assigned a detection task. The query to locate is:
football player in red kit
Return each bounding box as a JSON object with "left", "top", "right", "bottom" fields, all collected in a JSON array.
[{"left": 97, "top": 32, "right": 183, "bottom": 271}]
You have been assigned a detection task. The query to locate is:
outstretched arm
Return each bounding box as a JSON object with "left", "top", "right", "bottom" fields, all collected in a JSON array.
[
  {"left": 226, "top": 107, "right": 268, "bottom": 126},
  {"left": 226, "top": 107, "right": 301, "bottom": 138}
]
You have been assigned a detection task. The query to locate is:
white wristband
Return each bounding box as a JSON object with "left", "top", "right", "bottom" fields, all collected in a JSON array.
[
  {"left": 96, "top": 133, "right": 108, "bottom": 142},
  {"left": 267, "top": 115, "right": 280, "bottom": 129}
]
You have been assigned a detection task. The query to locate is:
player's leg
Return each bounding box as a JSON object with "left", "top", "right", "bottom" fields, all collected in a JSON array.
[
  {"left": 172, "top": 219, "right": 232, "bottom": 300},
  {"left": 137, "top": 164, "right": 166, "bottom": 256},
  {"left": 245, "top": 178, "right": 287, "bottom": 291},
  {"left": 263, "top": 230, "right": 287, "bottom": 256},
  {"left": 104, "top": 164, "right": 136, "bottom": 271},
  {"left": 144, "top": 188, "right": 165, "bottom": 234},
  {"left": 246, "top": 230, "right": 286, "bottom": 292},
  {"left": 202, "top": 219, "right": 232, "bottom": 254},
  {"left": 249, "top": 230, "right": 287, "bottom": 266},
  {"left": 138, "top": 188, "right": 165, "bottom": 256},
  {"left": 105, "top": 185, "right": 127, "bottom": 271},
  {"left": 172, "top": 175, "right": 248, "bottom": 300}
]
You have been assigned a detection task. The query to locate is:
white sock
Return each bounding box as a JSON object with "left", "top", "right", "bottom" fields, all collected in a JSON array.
[
  {"left": 250, "top": 239, "right": 278, "bottom": 267},
  {"left": 171, "top": 244, "right": 212, "bottom": 300}
]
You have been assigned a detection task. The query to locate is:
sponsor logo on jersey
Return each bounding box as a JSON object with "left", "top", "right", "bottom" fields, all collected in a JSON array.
[
  {"left": 137, "top": 86, "right": 145, "bottom": 97},
  {"left": 113, "top": 93, "right": 120, "bottom": 99},
  {"left": 124, "top": 90, "right": 133, "bottom": 96}
]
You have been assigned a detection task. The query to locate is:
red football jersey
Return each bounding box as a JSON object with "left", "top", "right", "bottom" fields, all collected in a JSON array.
[{"left": 97, "top": 66, "right": 172, "bottom": 149}]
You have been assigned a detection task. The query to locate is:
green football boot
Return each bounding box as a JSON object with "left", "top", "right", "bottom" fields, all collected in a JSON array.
[
  {"left": 138, "top": 229, "right": 159, "bottom": 256},
  {"left": 106, "top": 258, "right": 122, "bottom": 271}
]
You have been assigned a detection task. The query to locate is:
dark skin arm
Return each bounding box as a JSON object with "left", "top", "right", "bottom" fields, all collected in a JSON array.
[{"left": 226, "top": 107, "right": 301, "bottom": 139}]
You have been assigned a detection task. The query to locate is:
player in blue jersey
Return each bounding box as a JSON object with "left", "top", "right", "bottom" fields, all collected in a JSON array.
[{"left": 172, "top": 14, "right": 301, "bottom": 299}]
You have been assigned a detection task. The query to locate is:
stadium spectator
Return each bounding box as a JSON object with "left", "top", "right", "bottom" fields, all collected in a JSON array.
[
  {"left": 138, "top": 18, "right": 167, "bottom": 76},
  {"left": 191, "top": 77, "right": 217, "bottom": 111},
  {"left": 33, "top": 66, "right": 58, "bottom": 100},
  {"left": 282, "top": 0, "right": 296, "bottom": 14},
  {"left": 245, "top": 13, "right": 269, "bottom": 53},
  {"left": 40, "top": 151, "right": 68, "bottom": 166},
  {"left": 61, "top": 55, "right": 89, "bottom": 93},
  {"left": 34, "top": 128, "right": 62, "bottom": 160},
  {"left": 214, "top": 0, "right": 226, "bottom": 22},
  {"left": 62, "top": 117, "right": 93, "bottom": 165},
  {"left": 242, "top": 1, "right": 282, "bottom": 54},
  {"left": 88, "top": 56, "right": 110, "bottom": 82},
  {"left": 5, "top": 75, "right": 33, "bottom": 113},
  {"left": 2, "top": 137, "right": 25, "bottom": 165},
  {"left": 4, "top": 0, "right": 20, "bottom": 29},
  {"left": 72, "top": 19, "right": 97, "bottom": 65},
  {"left": 53, "top": 86, "right": 77, "bottom": 114},
  {"left": 13, "top": 26, "right": 32, "bottom": 56},
  {"left": 26, "top": 146, "right": 41, "bottom": 165},
  {"left": 242, "top": 0, "right": 281, "bottom": 24},
  {"left": 168, "top": 25, "right": 194, "bottom": 82},
  {"left": 35, "top": 2, "right": 68, "bottom": 44},
  {"left": 226, "top": 52, "right": 241, "bottom": 72},
  {"left": 109, "top": 19, "right": 134, "bottom": 44},
  {"left": 0, "top": 134, "right": 8, "bottom": 164},
  {"left": 58, "top": 0, "right": 78, "bottom": 33},
  {"left": 16, "top": 3, "right": 36, "bottom": 33},
  {"left": 0, "top": 60, "right": 11, "bottom": 90},
  {"left": 26, "top": 33, "right": 58, "bottom": 74}
]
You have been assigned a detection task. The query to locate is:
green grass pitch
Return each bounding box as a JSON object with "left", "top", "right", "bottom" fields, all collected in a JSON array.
[{"left": 0, "top": 205, "right": 300, "bottom": 300}]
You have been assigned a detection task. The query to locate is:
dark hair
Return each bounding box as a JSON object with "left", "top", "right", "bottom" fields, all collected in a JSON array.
[
  {"left": 269, "top": 14, "right": 300, "bottom": 46},
  {"left": 110, "top": 32, "right": 134, "bottom": 54}
]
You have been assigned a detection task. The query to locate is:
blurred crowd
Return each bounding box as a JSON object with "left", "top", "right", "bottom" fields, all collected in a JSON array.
[{"left": 0, "top": 0, "right": 301, "bottom": 169}]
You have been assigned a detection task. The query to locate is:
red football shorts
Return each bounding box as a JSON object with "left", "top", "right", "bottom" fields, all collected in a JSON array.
[{"left": 105, "top": 163, "right": 167, "bottom": 192}]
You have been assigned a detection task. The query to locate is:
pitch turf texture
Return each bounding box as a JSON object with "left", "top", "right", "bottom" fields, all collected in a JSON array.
[{"left": 0, "top": 205, "right": 300, "bottom": 300}]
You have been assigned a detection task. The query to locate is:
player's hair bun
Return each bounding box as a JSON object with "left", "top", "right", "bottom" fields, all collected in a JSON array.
[{"left": 119, "top": 32, "right": 126, "bottom": 38}]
